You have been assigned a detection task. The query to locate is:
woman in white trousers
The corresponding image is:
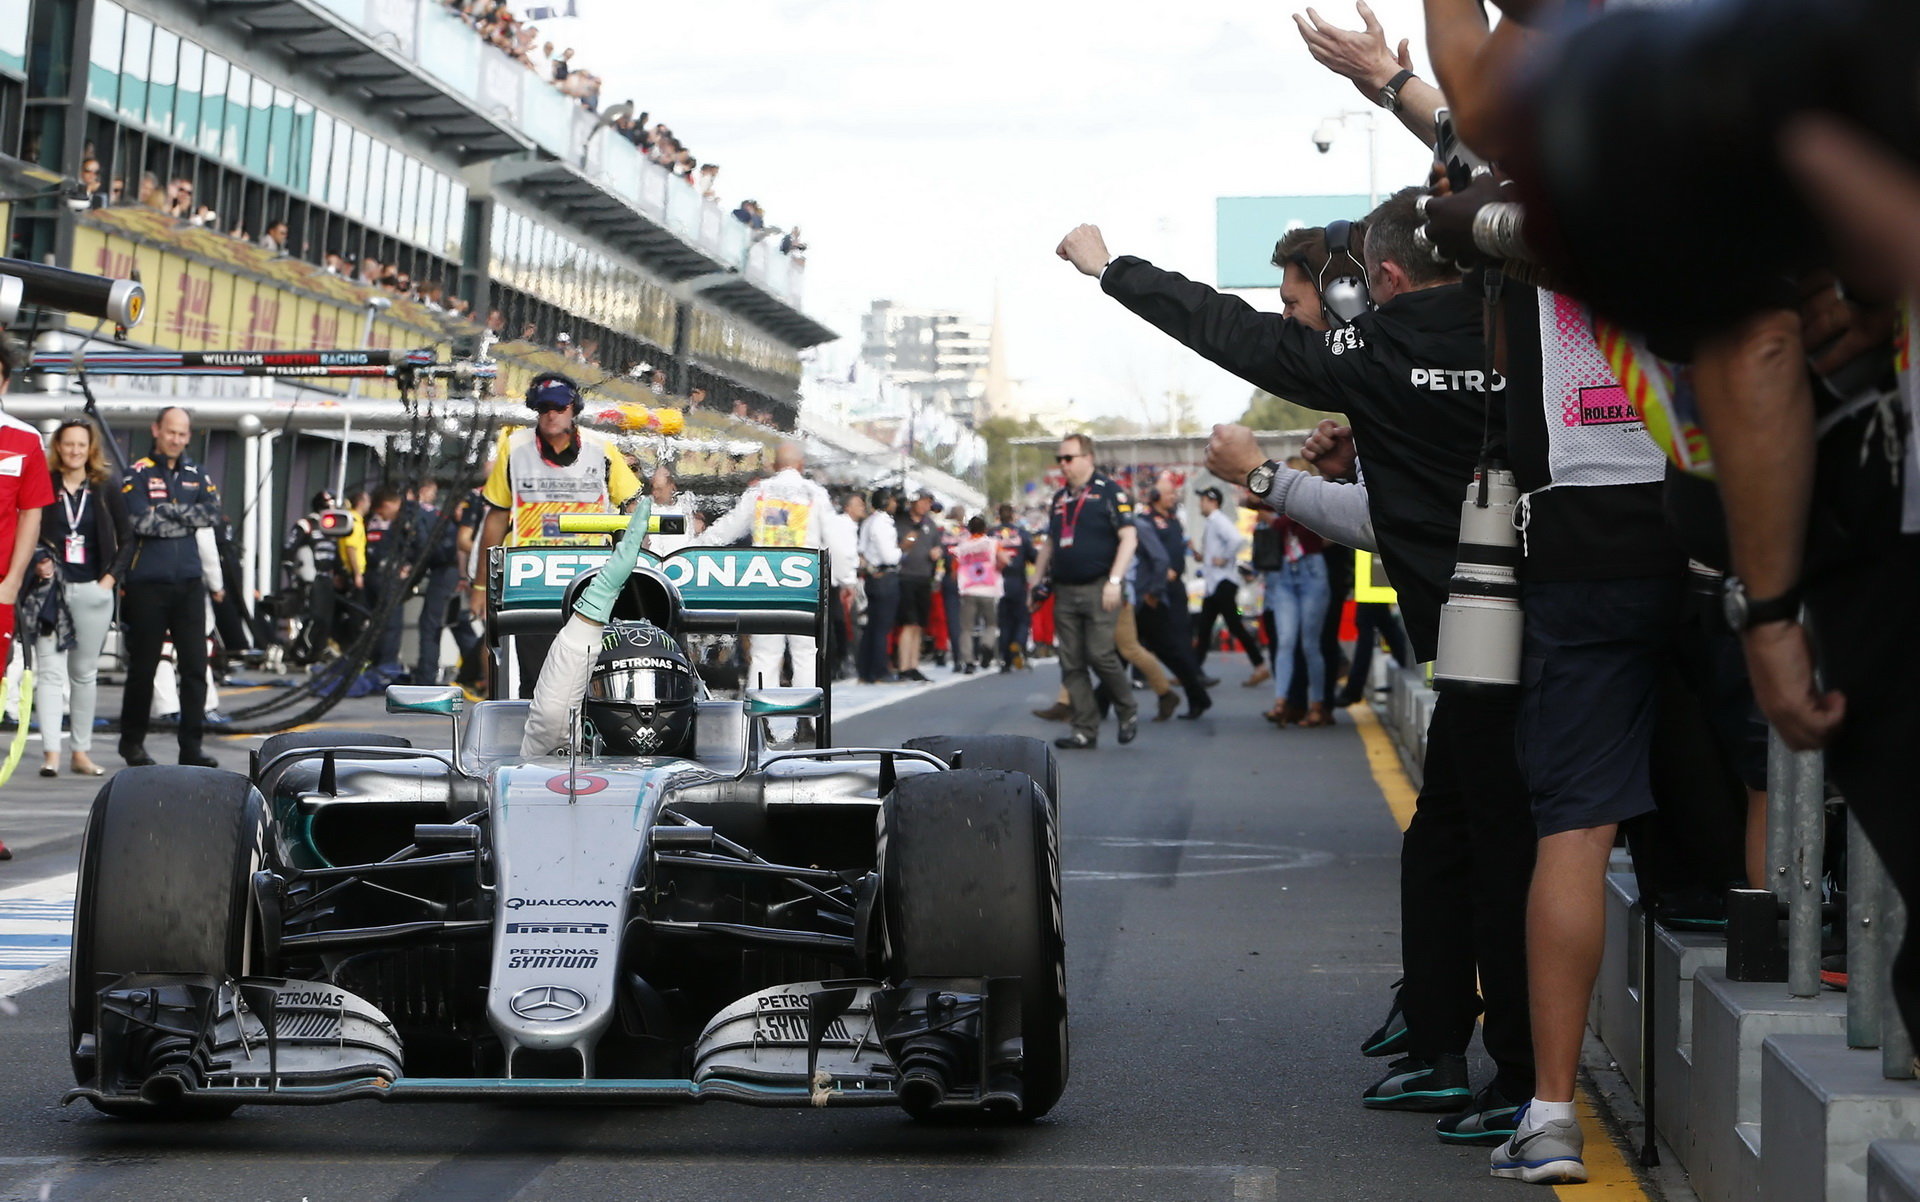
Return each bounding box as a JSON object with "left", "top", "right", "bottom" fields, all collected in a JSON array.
[{"left": 28, "top": 422, "right": 129, "bottom": 777}]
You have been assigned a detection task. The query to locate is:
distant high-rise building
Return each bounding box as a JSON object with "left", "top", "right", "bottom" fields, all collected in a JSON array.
[{"left": 859, "top": 300, "right": 992, "bottom": 425}]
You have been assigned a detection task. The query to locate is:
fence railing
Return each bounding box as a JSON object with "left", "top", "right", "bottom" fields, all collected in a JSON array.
[
  {"left": 317, "top": 0, "right": 806, "bottom": 307},
  {"left": 1768, "top": 728, "right": 1913, "bottom": 1079}
]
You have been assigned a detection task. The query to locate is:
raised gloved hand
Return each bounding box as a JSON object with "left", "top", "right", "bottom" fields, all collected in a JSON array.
[{"left": 574, "top": 497, "right": 653, "bottom": 625}]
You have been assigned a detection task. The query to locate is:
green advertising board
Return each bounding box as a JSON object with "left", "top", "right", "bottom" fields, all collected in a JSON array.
[{"left": 498, "top": 546, "right": 822, "bottom": 613}]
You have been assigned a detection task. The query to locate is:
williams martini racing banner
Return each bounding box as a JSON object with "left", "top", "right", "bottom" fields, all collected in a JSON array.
[{"left": 497, "top": 546, "right": 821, "bottom": 614}]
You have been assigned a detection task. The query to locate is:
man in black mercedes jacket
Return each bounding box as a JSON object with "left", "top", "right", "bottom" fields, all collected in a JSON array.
[{"left": 1058, "top": 190, "right": 1537, "bottom": 1137}]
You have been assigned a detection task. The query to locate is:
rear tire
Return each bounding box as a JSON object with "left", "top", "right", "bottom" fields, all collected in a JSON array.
[
  {"left": 69, "top": 767, "right": 268, "bottom": 1119},
  {"left": 902, "top": 735, "right": 1061, "bottom": 817},
  {"left": 881, "top": 768, "right": 1067, "bottom": 1120}
]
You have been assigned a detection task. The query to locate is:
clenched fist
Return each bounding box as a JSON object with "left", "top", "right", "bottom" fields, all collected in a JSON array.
[
  {"left": 1206, "top": 423, "right": 1267, "bottom": 486},
  {"left": 1056, "top": 224, "right": 1113, "bottom": 277}
]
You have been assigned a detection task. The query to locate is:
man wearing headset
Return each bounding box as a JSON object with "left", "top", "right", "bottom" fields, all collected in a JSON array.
[
  {"left": 1059, "top": 198, "right": 1538, "bottom": 1144},
  {"left": 473, "top": 372, "right": 642, "bottom": 695}
]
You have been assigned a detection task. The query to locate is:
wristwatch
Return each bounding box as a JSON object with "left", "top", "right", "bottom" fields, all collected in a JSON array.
[
  {"left": 1377, "top": 68, "right": 1416, "bottom": 113},
  {"left": 1246, "top": 460, "right": 1279, "bottom": 499},
  {"left": 1722, "top": 576, "right": 1803, "bottom": 632}
]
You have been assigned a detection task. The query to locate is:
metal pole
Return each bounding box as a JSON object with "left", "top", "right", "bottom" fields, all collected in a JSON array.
[
  {"left": 1786, "top": 746, "right": 1826, "bottom": 999},
  {"left": 1885, "top": 884, "right": 1915, "bottom": 1079},
  {"left": 1848, "top": 810, "right": 1886, "bottom": 1048},
  {"left": 1767, "top": 727, "right": 1793, "bottom": 904},
  {"left": 1366, "top": 110, "right": 1379, "bottom": 212}
]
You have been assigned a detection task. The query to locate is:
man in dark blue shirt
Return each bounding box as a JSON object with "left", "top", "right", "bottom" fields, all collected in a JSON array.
[
  {"left": 1031, "top": 433, "right": 1139, "bottom": 750},
  {"left": 112, "top": 406, "right": 224, "bottom": 767},
  {"left": 1137, "top": 474, "right": 1212, "bottom": 718}
]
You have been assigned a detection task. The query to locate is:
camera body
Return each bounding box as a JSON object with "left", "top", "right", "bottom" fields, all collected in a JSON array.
[{"left": 1432, "top": 466, "right": 1524, "bottom": 695}]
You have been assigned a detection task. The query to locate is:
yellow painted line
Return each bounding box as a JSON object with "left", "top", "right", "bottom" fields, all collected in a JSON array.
[
  {"left": 1348, "top": 702, "right": 1416, "bottom": 832},
  {"left": 1560, "top": 1087, "right": 1650, "bottom": 1195},
  {"left": 1350, "top": 703, "right": 1653, "bottom": 1200}
]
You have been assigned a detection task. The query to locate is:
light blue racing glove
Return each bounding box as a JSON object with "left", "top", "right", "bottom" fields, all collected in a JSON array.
[{"left": 574, "top": 498, "right": 653, "bottom": 624}]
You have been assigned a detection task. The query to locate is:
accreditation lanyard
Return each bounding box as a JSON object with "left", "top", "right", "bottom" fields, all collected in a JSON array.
[
  {"left": 60, "top": 484, "right": 90, "bottom": 566},
  {"left": 1058, "top": 484, "right": 1096, "bottom": 548}
]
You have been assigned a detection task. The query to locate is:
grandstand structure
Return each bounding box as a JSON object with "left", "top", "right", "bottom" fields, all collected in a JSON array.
[{"left": 0, "top": 0, "right": 836, "bottom": 598}]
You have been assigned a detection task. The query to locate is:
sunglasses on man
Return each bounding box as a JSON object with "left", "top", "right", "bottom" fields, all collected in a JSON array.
[{"left": 1055, "top": 452, "right": 1084, "bottom": 463}]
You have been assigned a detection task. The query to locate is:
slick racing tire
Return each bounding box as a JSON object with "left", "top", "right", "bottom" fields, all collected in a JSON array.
[
  {"left": 253, "top": 730, "right": 412, "bottom": 794},
  {"left": 881, "top": 768, "right": 1067, "bottom": 1120},
  {"left": 902, "top": 735, "right": 1061, "bottom": 820},
  {"left": 69, "top": 767, "right": 268, "bottom": 1119}
]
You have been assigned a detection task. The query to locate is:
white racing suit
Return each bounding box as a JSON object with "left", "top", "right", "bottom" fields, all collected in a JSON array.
[{"left": 519, "top": 615, "right": 602, "bottom": 758}]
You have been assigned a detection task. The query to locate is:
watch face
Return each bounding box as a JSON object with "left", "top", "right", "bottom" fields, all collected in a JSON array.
[
  {"left": 1721, "top": 579, "right": 1746, "bottom": 631},
  {"left": 1247, "top": 464, "right": 1274, "bottom": 495}
]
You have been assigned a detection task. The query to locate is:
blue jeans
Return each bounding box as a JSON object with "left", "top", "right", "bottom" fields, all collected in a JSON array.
[{"left": 1265, "top": 556, "right": 1329, "bottom": 703}]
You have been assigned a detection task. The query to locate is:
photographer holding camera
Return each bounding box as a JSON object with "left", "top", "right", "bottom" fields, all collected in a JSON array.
[{"left": 1059, "top": 188, "right": 1538, "bottom": 1141}]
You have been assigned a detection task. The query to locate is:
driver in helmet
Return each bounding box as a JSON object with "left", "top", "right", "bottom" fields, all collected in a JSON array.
[{"left": 520, "top": 500, "right": 698, "bottom": 759}]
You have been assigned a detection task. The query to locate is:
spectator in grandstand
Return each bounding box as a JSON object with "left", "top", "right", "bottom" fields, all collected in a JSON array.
[
  {"left": 137, "top": 172, "right": 164, "bottom": 209},
  {"left": 165, "top": 177, "right": 193, "bottom": 218},
  {"left": 699, "top": 163, "right": 720, "bottom": 200},
  {"left": 258, "top": 220, "right": 289, "bottom": 254},
  {"left": 26, "top": 420, "right": 124, "bottom": 779},
  {"left": 80, "top": 157, "right": 102, "bottom": 199},
  {"left": 552, "top": 45, "right": 573, "bottom": 81},
  {"left": 781, "top": 227, "right": 808, "bottom": 257}
]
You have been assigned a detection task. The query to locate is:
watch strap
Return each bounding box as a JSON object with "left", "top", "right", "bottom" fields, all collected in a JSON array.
[
  {"left": 1378, "top": 68, "right": 1416, "bottom": 112},
  {"left": 1744, "top": 584, "right": 1804, "bottom": 628}
]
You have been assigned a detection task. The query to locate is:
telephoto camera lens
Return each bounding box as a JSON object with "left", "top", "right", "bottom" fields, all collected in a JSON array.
[{"left": 1432, "top": 467, "right": 1524, "bottom": 695}]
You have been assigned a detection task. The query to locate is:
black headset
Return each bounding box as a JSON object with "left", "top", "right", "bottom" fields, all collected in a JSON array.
[{"left": 1290, "top": 219, "right": 1373, "bottom": 329}]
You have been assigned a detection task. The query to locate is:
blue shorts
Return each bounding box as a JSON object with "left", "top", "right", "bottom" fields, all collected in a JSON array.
[{"left": 1518, "top": 575, "right": 1686, "bottom": 838}]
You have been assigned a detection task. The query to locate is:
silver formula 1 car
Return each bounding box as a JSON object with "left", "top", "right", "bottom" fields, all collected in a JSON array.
[{"left": 66, "top": 542, "right": 1066, "bottom": 1121}]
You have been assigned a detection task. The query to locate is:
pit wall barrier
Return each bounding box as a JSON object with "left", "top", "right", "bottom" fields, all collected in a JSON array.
[{"left": 1375, "top": 669, "right": 1920, "bottom": 1201}]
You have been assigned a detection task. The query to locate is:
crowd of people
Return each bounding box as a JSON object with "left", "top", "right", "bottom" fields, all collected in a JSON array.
[
  {"left": 444, "top": 0, "right": 606, "bottom": 111},
  {"left": 440, "top": 0, "right": 803, "bottom": 256},
  {"left": 1030, "top": 0, "right": 1920, "bottom": 1188}
]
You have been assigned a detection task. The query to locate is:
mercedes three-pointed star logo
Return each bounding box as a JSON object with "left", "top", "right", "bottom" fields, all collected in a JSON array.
[{"left": 509, "top": 984, "right": 588, "bottom": 1022}]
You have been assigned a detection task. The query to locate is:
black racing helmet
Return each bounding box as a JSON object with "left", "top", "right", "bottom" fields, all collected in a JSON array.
[{"left": 583, "top": 620, "right": 697, "bottom": 758}]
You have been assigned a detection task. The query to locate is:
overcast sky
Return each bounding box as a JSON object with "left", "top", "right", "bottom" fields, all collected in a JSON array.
[{"left": 567, "top": 0, "right": 1441, "bottom": 426}]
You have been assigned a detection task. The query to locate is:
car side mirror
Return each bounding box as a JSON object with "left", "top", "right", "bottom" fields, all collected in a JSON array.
[
  {"left": 387, "top": 685, "right": 465, "bottom": 716},
  {"left": 742, "top": 687, "right": 824, "bottom": 719}
]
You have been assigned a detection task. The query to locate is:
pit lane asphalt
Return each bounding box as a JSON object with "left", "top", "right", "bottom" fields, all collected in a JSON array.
[{"left": 0, "top": 667, "right": 1526, "bottom": 1202}]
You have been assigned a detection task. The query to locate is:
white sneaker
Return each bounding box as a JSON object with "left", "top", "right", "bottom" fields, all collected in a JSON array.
[{"left": 1490, "top": 1103, "right": 1587, "bottom": 1185}]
